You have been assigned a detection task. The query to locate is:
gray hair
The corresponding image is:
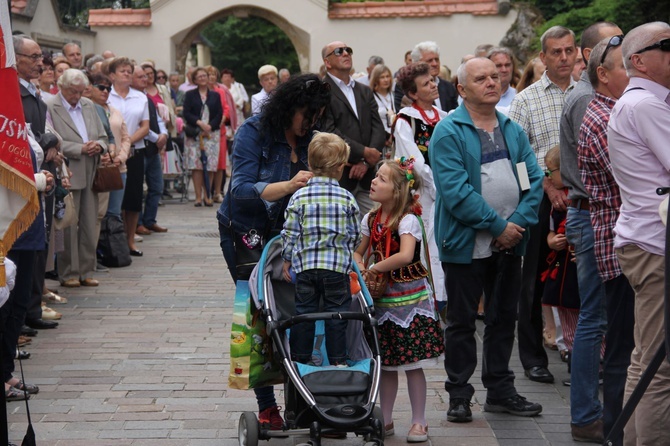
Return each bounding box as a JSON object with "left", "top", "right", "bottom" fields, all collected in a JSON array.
[
  {"left": 475, "top": 44, "right": 494, "bottom": 57},
  {"left": 487, "top": 46, "right": 513, "bottom": 61},
  {"left": 86, "top": 55, "right": 104, "bottom": 70},
  {"left": 368, "top": 55, "right": 384, "bottom": 66},
  {"left": 622, "top": 22, "right": 670, "bottom": 75},
  {"left": 12, "top": 35, "right": 32, "bottom": 54},
  {"left": 62, "top": 42, "right": 80, "bottom": 53},
  {"left": 411, "top": 41, "right": 440, "bottom": 62},
  {"left": 540, "top": 26, "right": 576, "bottom": 53},
  {"left": 587, "top": 37, "right": 612, "bottom": 86},
  {"left": 57, "top": 68, "right": 89, "bottom": 89},
  {"left": 456, "top": 62, "right": 468, "bottom": 86}
]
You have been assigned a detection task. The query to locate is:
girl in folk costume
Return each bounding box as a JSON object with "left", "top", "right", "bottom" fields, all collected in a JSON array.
[{"left": 354, "top": 158, "right": 443, "bottom": 443}]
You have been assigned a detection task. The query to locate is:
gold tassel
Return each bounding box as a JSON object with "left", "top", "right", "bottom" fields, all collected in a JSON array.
[{"left": 0, "top": 246, "right": 6, "bottom": 287}]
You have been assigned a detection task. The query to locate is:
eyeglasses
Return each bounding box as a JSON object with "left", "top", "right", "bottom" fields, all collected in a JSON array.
[
  {"left": 600, "top": 35, "right": 624, "bottom": 66},
  {"left": 545, "top": 168, "right": 559, "bottom": 177},
  {"left": 156, "top": 75, "right": 166, "bottom": 80},
  {"left": 94, "top": 84, "right": 112, "bottom": 92},
  {"left": 632, "top": 38, "right": 670, "bottom": 58},
  {"left": 325, "top": 47, "right": 353, "bottom": 58},
  {"left": 17, "top": 53, "right": 43, "bottom": 61}
]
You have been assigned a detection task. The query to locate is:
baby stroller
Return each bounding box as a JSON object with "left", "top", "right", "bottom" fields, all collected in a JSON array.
[{"left": 238, "top": 236, "right": 385, "bottom": 446}]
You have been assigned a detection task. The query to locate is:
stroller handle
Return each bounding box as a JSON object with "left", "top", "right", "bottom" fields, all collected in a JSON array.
[{"left": 276, "top": 311, "right": 376, "bottom": 331}]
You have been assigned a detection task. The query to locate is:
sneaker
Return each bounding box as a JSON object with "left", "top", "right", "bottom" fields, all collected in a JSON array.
[
  {"left": 447, "top": 398, "right": 473, "bottom": 422},
  {"left": 484, "top": 394, "right": 542, "bottom": 417},
  {"left": 407, "top": 423, "right": 428, "bottom": 443},
  {"left": 258, "top": 405, "right": 284, "bottom": 430}
]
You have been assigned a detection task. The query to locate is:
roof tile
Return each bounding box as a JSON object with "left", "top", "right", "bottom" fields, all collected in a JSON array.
[
  {"left": 88, "top": 8, "right": 152, "bottom": 27},
  {"left": 329, "top": 0, "right": 500, "bottom": 19}
]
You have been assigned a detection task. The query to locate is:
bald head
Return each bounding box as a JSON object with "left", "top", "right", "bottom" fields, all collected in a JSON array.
[
  {"left": 456, "top": 57, "right": 501, "bottom": 108},
  {"left": 623, "top": 22, "right": 670, "bottom": 77},
  {"left": 580, "top": 22, "right": 622, "bottom": 61},
  {"left": 63, "top": 42, "right": 82, "bottom": 68}
]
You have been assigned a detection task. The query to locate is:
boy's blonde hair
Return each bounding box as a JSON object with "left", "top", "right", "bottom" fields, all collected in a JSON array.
[
  {"left": 545, "top": 145, "right": 560, "bottom": 168},
  {"left": 308, "top": 132, "right": 350, "bottom": 178}
]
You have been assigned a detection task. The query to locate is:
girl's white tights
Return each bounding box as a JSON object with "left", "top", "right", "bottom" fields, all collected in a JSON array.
[{"left": 380, "top": 368, "right": 427, "bottom": 426}]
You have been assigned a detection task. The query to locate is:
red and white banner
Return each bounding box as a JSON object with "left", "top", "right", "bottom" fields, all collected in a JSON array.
[{"left": 0, "top": 2, "right": 39, "bottom": 286}]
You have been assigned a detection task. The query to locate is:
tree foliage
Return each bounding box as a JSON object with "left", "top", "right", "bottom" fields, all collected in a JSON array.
[
  {"left": 201, "top": 16, "right": 300, "bottom": 94},
  {"left": 56, "top": 0, "right": 150, "bottom": 28}
]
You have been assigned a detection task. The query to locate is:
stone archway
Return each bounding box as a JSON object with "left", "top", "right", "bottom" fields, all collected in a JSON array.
[{"left": 173, "top": 5, "right": 309, "bottom": 74}]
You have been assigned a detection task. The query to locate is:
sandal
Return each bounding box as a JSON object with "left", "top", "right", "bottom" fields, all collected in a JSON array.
[
  {"left": 7, "top": 379, "right": 39, "bottom": 394},
  {"left": 5, "top": 387, "right": 29, "bottom": 402},
  {"left": 204, "top": 198, "right": 213, "bottom": 207},
  {"left": 407, "top": 423, "right": 428, "bottom": 443},
  {"left": 194, "top": 202, "right": 202, "bottom": 207}
]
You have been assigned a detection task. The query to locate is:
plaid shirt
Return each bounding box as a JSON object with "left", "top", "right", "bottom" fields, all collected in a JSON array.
[
  {"left": 509, "top": 72, "right": 575, "bottom": 170},
  {"left": 577, "top": 92, "right": 621, "bottom": 281},
  {"left": 281, "top": 176, "right": 361, "bottom": 274}
]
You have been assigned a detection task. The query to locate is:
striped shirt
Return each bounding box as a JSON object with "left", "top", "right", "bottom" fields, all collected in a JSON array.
[
  {"left": 509, "top": 72, "right": 575, "bottom": 170},
  {"left": 577, "top": 92, "right": 621, "bottom": 281},
  {"left": 281, "top": 176, "right": 361, "bottom": 274}
]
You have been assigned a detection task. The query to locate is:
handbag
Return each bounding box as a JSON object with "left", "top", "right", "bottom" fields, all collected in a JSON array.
[
  {"left": 53, "top": 192, "right": 77, "bottom": 230},
  {"left": 92, "top": 165, "right": 123, "bottom": 193},
  {"left": 228, "top": 280, "right": 283, "bottom": 390},
  {"left": 364, "top": 231, "right": 391, "bottom": 299},
  {"left": 234, "top": 229, "right": 265, "bottom": 281},
  {"left": 184, "top": 102, "right": 204, "bottom": 138}
]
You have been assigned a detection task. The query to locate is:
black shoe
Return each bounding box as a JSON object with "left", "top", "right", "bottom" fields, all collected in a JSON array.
[
  {"left": 162, "top": 191, "right": 173, "bottom": 199},
  {"left": 562, "top": 378, "right": 571, "bottom": 386},
  {"left": 130, "top": 249, "right": 143, "bottom": 257},
  {"left": 25, "top": 318, "right": 59, "bottom": 329},
  {"left": 45, "top": 270, "right": 59, "bottom": 281},
  {"left": 524, "top": 366, "right": 555, "bottom": 383},
  {"left": 447, "top": 398, "right": 473, "bottom": 422},
  {"left": 21, "top": 325, "right": 38, "bottom": 337},
  {"left": 484, "top": 394, "right": 543, "bottom": 417}
]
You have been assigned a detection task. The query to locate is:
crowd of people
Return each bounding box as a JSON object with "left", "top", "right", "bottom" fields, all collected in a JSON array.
[{"left": 3, "top": 19, "right": 669, "bottom": 446}]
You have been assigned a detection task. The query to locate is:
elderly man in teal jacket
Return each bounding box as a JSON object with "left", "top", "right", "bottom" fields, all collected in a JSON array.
[{"left": 429, "top": 58, "right": 544, "bottom": 423}]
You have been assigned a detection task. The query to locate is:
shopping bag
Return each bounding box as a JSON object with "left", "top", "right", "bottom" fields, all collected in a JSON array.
[{"left": 228, "top": 280, "right": 283, "bottom": 390}]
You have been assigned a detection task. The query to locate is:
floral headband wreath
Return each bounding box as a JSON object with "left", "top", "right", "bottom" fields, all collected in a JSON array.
[{"left": 396, "top": 156, "right": 416, "bottom": 188}]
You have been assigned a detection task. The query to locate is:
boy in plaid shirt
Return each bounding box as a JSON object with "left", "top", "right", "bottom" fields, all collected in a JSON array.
[{"left": 281, "top": 132, "right": 361, "bottom": 366}]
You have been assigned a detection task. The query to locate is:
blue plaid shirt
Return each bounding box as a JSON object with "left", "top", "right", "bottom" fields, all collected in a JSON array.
[{"left": 281, "top": 176, "right": 361, "bottom": 274}]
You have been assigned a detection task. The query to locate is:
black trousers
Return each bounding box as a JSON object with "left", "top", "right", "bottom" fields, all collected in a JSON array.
[
  {"left": 1, "top": 249, "right": 36, "bottom": 382},
  {"left": 122, "top": 150, "right": 145, "bottom": 213},
  {"left": 443, "top": 253, "right": 521, "bottom": 401},
  {"left": 518, "top": 194, "right": 551, "bottom": 370}
]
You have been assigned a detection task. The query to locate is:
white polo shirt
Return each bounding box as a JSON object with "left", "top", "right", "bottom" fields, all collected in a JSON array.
[{"left": 108, "top": 86, "right": 149, "bottom": 148}]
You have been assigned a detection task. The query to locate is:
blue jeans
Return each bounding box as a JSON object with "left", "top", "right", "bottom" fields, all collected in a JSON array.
[
  {"left": 105, "top": 172, "right": 127, "bottom": 220},
  {"left": 290, "top": 269, "right": 351, "bottom": 365},
  {"left": 565, "top": 208, "right": 607, "bottom": 426},
  {"left": 141, "top": 153, "right": 163, "bottom": 227}
]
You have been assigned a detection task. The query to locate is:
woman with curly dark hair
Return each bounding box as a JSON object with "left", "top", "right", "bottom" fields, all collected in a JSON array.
[
  {"left": 393, "top": 61, "right": 448, "bottom": 309},
  {"left": 216, "top": 73, "right": 331, "bottom": 430}
]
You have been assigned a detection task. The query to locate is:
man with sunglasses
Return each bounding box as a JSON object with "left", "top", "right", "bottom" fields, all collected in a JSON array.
[
  {"left": 321, "top": 41, "right": 385, "bottom": 216},
  {"left": 557, "top": 22, "right": 624, "bottom": 443},
  {"left": 608, "top": 21, "right": 670, "bottom": 446}
]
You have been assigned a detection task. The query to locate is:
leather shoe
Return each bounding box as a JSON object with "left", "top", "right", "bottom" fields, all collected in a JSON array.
[
  {"left": 21, "top": 325, "right": 37, "bottom": 337},
  {"left": 130, "top": 249, "right": 143, "bottom": 257},
  {"left": 524, "top": 366, "right": 555, "bottom": 383},
  {"left": 25, "top": 318, "right": 59, "bottom": 329},
  {"left": 571, "top": 418, "right": 604, "bottom": 443},
  {"left": 61, "top": 278, "right": 80, "bottom": 288},
  {"left": 80, "top": 278, "right": 99, "bottom": 287},
  {"left": 146, "top": 224, "right": 167, "bottom": 233},
  {"left": 15, "top": 349, "right": 31, "bottom": 360},
  {"left": 136, "top": 225, "right": 152, "bottom": 235}
]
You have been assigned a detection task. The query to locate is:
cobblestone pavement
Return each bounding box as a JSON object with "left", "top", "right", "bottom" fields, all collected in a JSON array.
[{"left": 7, "top": 198, "right": 584, "bottom": 446}]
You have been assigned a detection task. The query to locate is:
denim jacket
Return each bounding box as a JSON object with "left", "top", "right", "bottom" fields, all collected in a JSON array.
[{"left": 217, "top": 115, "right": 310, "bottom": 234}]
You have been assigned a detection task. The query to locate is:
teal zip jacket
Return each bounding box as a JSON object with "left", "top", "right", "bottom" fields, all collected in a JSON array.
[{"left": 429, "top": 104, "right": 543, "bottom": 264}]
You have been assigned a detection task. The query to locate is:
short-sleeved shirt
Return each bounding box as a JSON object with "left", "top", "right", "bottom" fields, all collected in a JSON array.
[{"left": 108, "top": 86, "right": 149, "bottom": 148}]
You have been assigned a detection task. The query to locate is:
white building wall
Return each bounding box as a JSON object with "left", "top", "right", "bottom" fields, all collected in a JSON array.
[{"left": 92, "top": 0, "right": 516, "bottom": 77}]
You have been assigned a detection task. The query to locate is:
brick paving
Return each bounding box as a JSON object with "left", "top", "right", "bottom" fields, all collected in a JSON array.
[{"left": 7, "top": 198, "right": 585, "bottom": 445}]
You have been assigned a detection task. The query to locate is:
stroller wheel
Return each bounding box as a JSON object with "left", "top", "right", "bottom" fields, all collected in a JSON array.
[{"left": 238, "top": 412, "right": 259, "bottom": 446}]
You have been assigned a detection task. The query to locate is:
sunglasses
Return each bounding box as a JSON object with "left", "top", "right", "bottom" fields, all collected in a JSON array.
[
  {"left": 94, "top": 84, "right": 112, "bottom": 92},
  {"left": 632, "top": 38, "right": 670, "bottom": 58},
  {"left": 544, "top": 167, "right": 559, "bottom": 177},
  {"left": 600, "top": 35, "right": 624, "bottom": 66},
  {"left": 304, "top": 79, "right": 331, "bottom": 92},
  {"left": 325, "top": 47, "right": 353, "bottom": 58},
  {"left": 156, "top": 75, "right": 167, "bottom": 80}
]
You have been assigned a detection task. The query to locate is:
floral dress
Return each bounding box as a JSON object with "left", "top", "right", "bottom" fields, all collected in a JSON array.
[
  {"left": 185, "top": 101, "right": 220, "bottom": 172},
  {"left": 362, "top": 210, "right": 444, "bottom": 370}
]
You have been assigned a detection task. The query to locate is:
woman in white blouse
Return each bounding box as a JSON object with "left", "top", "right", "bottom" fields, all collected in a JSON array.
[
  {"left": 370, "top": 64, "right": 395, "bottom": 149},
  {"left": 393, "top": 62, "right": 448, "bottom": 309}
]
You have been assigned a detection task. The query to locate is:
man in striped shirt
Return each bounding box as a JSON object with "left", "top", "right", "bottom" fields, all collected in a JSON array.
[
  {"left": 576, "top": 36, "right": 635, "bottom": 444},
  {"left": 281, "top": 132, "right": 361, "bottom": 366}
]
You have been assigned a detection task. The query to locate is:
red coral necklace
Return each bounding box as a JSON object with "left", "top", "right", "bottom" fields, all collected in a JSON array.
[
  {"left": 370, "top": 210, "right": 390, "bottom": 247},
  {"left": 412, "top": 103, "right": 440, "bottom": 126}
]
